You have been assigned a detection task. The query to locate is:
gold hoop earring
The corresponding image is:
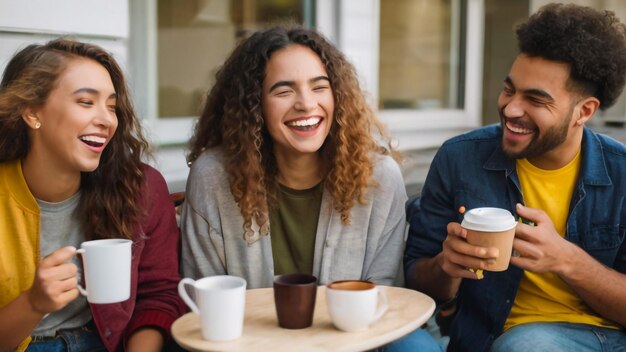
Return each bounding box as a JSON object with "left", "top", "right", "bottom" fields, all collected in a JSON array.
[{"left": 34, "top": 121, "right": 41, "bottom": 129}]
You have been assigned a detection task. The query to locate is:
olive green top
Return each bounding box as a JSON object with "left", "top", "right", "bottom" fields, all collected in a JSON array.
[{"left": 269, "top": 182, "right": 323, "bottom": 275}]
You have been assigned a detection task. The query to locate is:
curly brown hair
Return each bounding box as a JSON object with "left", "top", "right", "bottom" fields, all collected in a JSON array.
[
  {"left": 517, "top": 3, "right": 626, "bottom": 109},
  {"left": 188, "top": 26, "right": 398, "bottom": 241},
  {"left": 0, "top": 38, "right": 149, "bottom": 240}
]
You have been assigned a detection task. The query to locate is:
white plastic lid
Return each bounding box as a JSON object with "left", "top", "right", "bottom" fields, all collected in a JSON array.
[{"left": 461, "top": 207, "right": 517, "bottom": 232}]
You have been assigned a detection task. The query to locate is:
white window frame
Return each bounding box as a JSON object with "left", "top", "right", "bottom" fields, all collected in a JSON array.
[
  {"left": 132, "top": 0, "right": 485, "bottom": 149},
  {"left": 317, "top": 0, "right": 485, "bottom": 150},
  {"left": 129, "top": 0, "right": 484, "bottom": 188},
  {"left": 129, "top": 0, "right": 195, "bottom": 147},
  {"left": 130, "top": 0, "right": 321, "bottom": 147},
  {"left": 129, "top": 0, "right": 323, "bottom": 190}
]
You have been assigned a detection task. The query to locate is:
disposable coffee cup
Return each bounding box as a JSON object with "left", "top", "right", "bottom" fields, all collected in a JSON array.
[{"left": 461, "top": 207, "right": 517, "bottom": 271}]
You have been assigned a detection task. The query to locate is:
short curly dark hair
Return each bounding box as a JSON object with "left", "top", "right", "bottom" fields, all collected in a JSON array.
[{"left": 516, "top": 3, "right": 626, "bottom": 110}]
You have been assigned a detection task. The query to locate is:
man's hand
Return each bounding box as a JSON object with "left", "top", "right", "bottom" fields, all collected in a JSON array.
[
  {"left": 510, "top": 204, "right": 577, "bottom": 275},
  {"left": 439, "top": 222, "right": 500, "bottom": 279},
  {"left": 27, "top": 246, "right": 80, "bottom": 315}
]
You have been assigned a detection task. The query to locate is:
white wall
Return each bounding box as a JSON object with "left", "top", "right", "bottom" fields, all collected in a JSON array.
[{"left": 0, "top": 0, "right": 129, "bottom": 68}]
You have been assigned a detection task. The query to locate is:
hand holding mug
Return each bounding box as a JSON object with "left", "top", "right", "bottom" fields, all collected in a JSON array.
[{"left": 27, "top": 246, "right": 79, "bottom": 315}]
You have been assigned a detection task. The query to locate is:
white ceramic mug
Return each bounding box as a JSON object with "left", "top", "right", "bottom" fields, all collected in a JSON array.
[
  {"left": 76, "top": 239, "right": 132, "bottom": 304},
  {"left": 326, "top": 280, "right": 388, "bottom": 332},
  {"left": 178, "top": 275, "right": 247, "bottom": 341}
]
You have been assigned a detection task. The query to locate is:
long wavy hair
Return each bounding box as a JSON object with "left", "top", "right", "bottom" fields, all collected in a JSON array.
[
  {"left": 188, "top": 26, "right": 398, "bottom": 242},
  {"left": 0, "top": 38, "right": 149, "bottom": 240}
]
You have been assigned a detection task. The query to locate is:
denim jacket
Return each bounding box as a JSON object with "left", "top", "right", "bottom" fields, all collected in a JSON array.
[{"left": 404, "top": 125, "right": 626, "bottom": 352}]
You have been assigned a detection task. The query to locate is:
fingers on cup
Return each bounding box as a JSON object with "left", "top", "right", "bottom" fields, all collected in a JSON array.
[
  {"left": 447, "top": 222, "right": 466, "bottom": 238},
  {"left": 467, "top": 268, "right": 484, "bottom": 279},
  {"left": 40, "top": 246, "right": 77, "bottom": 268},
  {"left": 58, "top": 287, "right": 80, "bottom": 305},
  {"left": 448, "top": 237, "right": 499, "bottom": 261}
]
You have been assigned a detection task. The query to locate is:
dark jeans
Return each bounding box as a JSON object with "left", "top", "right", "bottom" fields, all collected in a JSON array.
[
  {"left": 380, "top": 328, "right": 443, "bottom": 352},
  {"left": 162, "top": 338, "right": 188, "bottom": 351},
  {"left": 26, "top": 321, "right": 105, "bottom": 352}
]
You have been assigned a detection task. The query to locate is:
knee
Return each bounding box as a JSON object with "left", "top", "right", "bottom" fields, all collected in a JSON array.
[
  {"left": 491, "top": 323, "right": 559, "bottom": 352},
  {"left": 383, "top": 329, "right": 443, "bottom": 352}
]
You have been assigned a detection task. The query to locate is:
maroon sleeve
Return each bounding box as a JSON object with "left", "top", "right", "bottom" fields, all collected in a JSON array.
[{"left": 124, "top": 165, "right": 187, "bottom": 341}]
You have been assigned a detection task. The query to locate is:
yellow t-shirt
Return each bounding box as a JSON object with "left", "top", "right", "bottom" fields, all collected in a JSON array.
[{"left": 504, "top": 149, "right": 620, "bottom": 330}]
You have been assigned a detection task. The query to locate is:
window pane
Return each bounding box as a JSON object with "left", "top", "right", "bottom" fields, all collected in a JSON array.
[
  {"left": 157, "top": 0, "right": 312, "bottom": 118},
  {"left": 379, "top": 0, "right": 465, "bottom": 110}
]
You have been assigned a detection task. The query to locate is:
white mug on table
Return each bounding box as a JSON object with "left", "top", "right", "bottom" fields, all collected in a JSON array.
[
  {"left": 178, "top": 275, "right": 247, "bottom": 341},
  {"left": 326, "top": 280, "right": 388, "bottom": 332}
]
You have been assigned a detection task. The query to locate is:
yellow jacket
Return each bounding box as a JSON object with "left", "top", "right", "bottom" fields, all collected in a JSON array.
[{"left": 0, "top": 160, "right": 39, "bottom": 350}]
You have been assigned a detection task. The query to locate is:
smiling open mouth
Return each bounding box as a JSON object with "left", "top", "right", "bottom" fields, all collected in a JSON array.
[
  {"left": 79, "top": 135, "right": 106, "bottom": 148},
  {"left": 505, "top": 121, "right": 534, "bottom": 134},
  {"left": 285, "top": 117, "right": 322, "bottom": 131}
]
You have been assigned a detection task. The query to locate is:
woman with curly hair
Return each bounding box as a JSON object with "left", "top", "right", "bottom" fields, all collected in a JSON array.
[
  {"left": 0, "top": 38, "right": 186, "bottom": 351},
  {"left": 180, "top": 25, "right": 408, "bottom": 288},
  {"left": 181, "top": 26, "right": 444, "bottom": 352}
]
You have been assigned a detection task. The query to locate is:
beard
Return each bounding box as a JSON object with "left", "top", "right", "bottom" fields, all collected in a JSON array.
[{"left": 499, "top": 105, "right": 573, "bottom": 160}]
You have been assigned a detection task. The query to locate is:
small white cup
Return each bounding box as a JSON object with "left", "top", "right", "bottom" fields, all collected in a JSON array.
[
  {"left": 326, "top": 280, "right": 388, "bottom": 332},
  {"left": 76, "top": 239, "right": 132, "bottom": 304},
  {"left": 178, "top": 275, "right": 247, "bottom": 341}
]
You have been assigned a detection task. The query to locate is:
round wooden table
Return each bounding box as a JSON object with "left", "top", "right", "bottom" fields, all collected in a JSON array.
[{"left": 171, "top": 285, "right": 436, "bottom": 352}]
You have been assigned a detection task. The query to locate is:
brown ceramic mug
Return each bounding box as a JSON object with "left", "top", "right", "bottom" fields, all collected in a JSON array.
[{"left": 273, "top": 273, "right": 318, "bottom": 329}]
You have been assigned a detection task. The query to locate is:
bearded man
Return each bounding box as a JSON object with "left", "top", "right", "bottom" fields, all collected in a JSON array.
[{"left": 404, "top": 3, "right": 626, "bottom": 351}]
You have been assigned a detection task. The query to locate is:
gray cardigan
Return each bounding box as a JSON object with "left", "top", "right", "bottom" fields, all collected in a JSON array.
[{"left": 180, "top": 148, "right": 408, "bottom": 289}]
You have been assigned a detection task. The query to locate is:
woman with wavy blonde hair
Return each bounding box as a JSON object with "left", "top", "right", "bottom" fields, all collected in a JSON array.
[{"left": 181, "top": 26, "right": 408, "bottom": 290}]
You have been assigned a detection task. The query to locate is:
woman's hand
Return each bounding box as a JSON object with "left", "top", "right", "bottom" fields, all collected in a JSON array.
[{"left": 27, "top": 246, "right": 80, "bottom": 315}]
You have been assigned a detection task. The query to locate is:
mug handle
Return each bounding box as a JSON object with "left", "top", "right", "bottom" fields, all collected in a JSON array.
[
  {"left": 372, "top": 287, "right": 388, "bottom": 323},
  {"left": 75, "top": 249, "right": 88, "bottom": 297},
  {"left": 178, "top": 278, "right": 200, "bottom": 314}
]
